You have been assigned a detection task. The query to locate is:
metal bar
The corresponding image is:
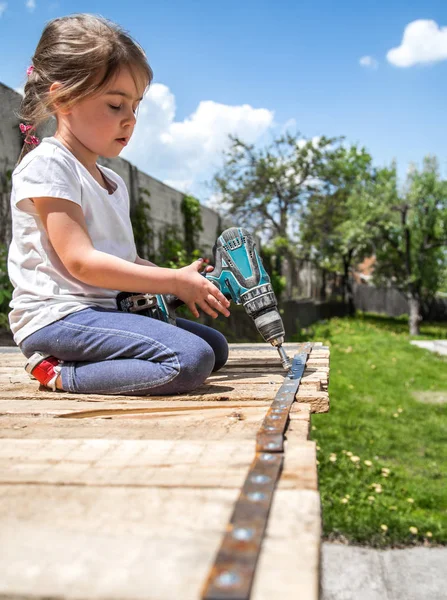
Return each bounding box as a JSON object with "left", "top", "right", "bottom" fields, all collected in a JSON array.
[
  {"left": 256, "top": 343, "right": 312, "bottom": 453},
  {"left": 201, "top": 343, "right": 313, "bottom": 600}
]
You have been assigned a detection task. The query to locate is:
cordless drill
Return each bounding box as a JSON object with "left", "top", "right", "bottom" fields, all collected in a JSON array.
[{"left": 117, "top": 227, "right": 291, "bottom": 369}]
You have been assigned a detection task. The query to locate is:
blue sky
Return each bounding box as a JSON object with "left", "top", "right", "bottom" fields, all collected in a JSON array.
[{"left": 1, "top": 0, "right": 446, "bottom": 204}]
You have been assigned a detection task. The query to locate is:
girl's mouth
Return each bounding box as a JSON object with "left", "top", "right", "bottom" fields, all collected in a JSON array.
[{"left": 116, "top": 138, "right": 128, "bottom": 146}]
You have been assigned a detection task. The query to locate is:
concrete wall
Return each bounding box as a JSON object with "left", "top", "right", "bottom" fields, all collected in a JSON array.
[{"left": 0, "top": 82, "right": 226, "bottom": 255}]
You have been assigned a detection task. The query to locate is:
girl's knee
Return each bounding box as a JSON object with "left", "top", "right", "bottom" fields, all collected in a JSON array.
[
  {"left": 175, "top": 340, "right": 215, "bottom": 392},
  {"left": 211, "top": 330, "right": 229, "bottom": 372}
]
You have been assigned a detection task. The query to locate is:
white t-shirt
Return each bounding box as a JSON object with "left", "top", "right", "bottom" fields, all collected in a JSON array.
[{"left": 8, "top": 136, "right": 137, "bottom": 345}]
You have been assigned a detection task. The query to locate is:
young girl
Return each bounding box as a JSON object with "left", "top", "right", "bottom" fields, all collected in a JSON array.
[{"left": 8, "top": 13, "right": 230, "bottom": 396}]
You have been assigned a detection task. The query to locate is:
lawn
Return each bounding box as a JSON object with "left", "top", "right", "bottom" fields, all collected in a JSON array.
[{"left": 299, "top": 314, "right": 447, "bottom": 548}]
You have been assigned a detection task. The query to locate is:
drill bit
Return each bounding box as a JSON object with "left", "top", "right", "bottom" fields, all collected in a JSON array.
[{"left": 277, "top": 345, "right": 292, "bottom": 370}]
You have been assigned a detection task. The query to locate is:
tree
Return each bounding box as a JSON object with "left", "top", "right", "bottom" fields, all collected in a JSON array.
[
  {"left": 212, "top": 132, "right": 343, "bottom": 293},
  {"left": 298, "top": 144, "right": 375, "bottom": 311},
  {"left": 351, "top": 157, "right": 447, "bottom": 335}
]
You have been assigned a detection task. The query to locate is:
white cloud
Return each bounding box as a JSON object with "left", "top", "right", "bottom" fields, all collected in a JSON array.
[
  {"left": 122, "top": 83, "right": 274, "bottom": 201},
  {"left": 25, "top": 0, "right": 35, "bottom": 11},
  {"left": 359, "top": 56, "right": 378, "bottom": 69},
  {"left": 0, "top": 3, "right": 7, "bottom": 17},
  {"left": 387, "top": 19, "right": 447, "bottom": 67}
]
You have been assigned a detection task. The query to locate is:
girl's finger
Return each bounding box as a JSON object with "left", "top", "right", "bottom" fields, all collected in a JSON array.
[
  {"left": 199, "top": 301, "right": 218, "bottom": 319},
  {"left": 207, "top": 294, "right": 230, "bottom": 317},
  {"left": 209, "top": 286, "right": 230, "bottom": 307},
  {"left": 187, "top": 302, "right": 199, "bottom": 318}
]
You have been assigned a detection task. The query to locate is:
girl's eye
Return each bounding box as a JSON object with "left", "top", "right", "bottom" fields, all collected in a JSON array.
[{"left": 109, "top": 104, "right": 137, "bottom": 115}]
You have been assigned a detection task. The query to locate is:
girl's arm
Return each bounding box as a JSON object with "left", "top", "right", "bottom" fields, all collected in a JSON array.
[{"left": 32, "top": 197, "right": 230, "bottom": 318}]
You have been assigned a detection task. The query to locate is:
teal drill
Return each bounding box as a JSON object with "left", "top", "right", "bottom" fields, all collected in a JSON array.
[{"left": 117, "top": 227, "right": 291, "bottom": 369}]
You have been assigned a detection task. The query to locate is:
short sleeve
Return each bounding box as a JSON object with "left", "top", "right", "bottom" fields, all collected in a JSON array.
[{"left": 12, "top": 149, "right": 82, "bottom": 210}]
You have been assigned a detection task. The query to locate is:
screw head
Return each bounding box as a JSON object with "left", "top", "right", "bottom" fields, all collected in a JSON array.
[
  {"left": 251, "top": 474, "right": 271, "bottom": 484},
  {"left": 261, "top": 453, "right": 275, "bottom": 461},
  {"left": 247, "top": 491, "right": 266, "bottom": 501},
  {"left": 215, "top": 570, "right": 241, "bottom": 588},
  {"left": 232, "top": 527, "right": 254, "bottom": 541}
]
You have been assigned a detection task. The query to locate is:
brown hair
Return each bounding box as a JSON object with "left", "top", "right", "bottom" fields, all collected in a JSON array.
[{"left": 16, "top": 13, "right": 153, "bottom": 164}]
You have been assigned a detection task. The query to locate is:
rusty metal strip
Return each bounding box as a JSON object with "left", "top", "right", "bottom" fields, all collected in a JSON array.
[
  {"left": 201, "top": 451, "right": 283, "bottom": 600},
  {"left": 201, "top": 343, "right": 313, "bottom": 600},
  {"left": 256, "top": 342, "right": 312, "bottom": 453}
]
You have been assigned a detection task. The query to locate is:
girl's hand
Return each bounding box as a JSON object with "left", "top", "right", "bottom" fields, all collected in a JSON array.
[{"left": 174, "top": 259, "right": 231, "bottom": 319}]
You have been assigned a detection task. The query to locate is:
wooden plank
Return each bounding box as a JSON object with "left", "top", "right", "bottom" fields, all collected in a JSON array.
[
  {"left": 0, "top": 439, "right": 316, "bottom": 490},
  {"left": 0, "top": 374, "right": 326, "bottom": 401},
  {"left": 0, "top": 399, "right": 270, "bottom": 415},
  {"left": 251, "top": 489, "right": 321, "bottom": 600},
  {"left": 295, "top": 389, "right": 330, "bottom": 413},
  {"left": 0, "top": 484, "right": 239, "bottom": 600},
  {"left": 0, "top": 406, "right": 276, "bottom": 442},
  {"left": 0, "top": 439, "right": 256, "bottom": 488}
]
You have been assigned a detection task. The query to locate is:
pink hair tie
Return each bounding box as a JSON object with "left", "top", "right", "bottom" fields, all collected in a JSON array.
[
  {"left": 26, "top": 65, "right": 34, "bottom": 76},
  {"left": 19, "top": 123, "right": 40, "bottom": 146},
  {"left": 19, "top": 123, "right": 33, "bottom": 134},
  {"left": 24, "top": 135, "right": 40, "bottom": 146}
]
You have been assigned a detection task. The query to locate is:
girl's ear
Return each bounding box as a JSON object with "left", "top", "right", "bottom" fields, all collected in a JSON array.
[{"left": 49, "top": 81, "right": 71, "bottom": 115}]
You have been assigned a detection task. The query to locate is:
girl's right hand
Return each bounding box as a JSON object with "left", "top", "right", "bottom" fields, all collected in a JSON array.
[{"left": 174, "top": 259, "right": 231, "bottom": 319}]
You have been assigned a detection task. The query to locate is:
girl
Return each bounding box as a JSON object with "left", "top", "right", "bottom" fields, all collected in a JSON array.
[{"left": 8, "top": 13, "right": 230, "bottom": 396}]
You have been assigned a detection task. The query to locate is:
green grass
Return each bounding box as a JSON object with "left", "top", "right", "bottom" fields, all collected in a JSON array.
[{"left": 297, "top": 313, "right": 447, "bottom": 548}]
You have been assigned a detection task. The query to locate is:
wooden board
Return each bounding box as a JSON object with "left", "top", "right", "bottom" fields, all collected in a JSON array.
[{"left": 0, "top": 343, "right": 329, "bottom": 599}]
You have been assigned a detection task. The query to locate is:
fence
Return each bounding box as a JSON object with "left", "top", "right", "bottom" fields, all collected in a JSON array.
[{"left": 353, "top": 283, "right": 447, "bottom": 321}]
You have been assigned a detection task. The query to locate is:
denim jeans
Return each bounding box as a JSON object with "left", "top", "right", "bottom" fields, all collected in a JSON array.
[{"left": 20, "top": 307, "right": 229, "bottom": 396}]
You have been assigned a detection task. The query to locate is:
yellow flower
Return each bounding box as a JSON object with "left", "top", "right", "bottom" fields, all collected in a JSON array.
[
  {"left": 341, "top": 498, "right": 349, "bottom": 504},
  {"left": 381, "top": 524, "right": 388, "bottom": 532},
  {"left": 347, "top": 451, "right": 353, "bottom": 457},
  {"left": 368, "top": 496, "right": 375, "bottom": 502},
  {"left": 426, "top": 532, "right": 433, "bottom": 538},
  {"left": 348, "top": 384, "right": 354, "bottom": 390},
  {"left": 316, "top": 460, "right": 320, "bottom": 465},
  {"left": 370, "top": 364, "right": 376, "bottom": 369},
  {"left": 316, "top": 446, "right": 321, "bottom": 451},
  {"left": 329, "top": 455, "right": 337, "bottom": 462},
  {"left": 350, "top": 455, "right": 360, "bottom": 463},
  {"left": 397, "top": 408, "right": 403, "bottom": 413},
  {"left": 409, "top": 526, "right": 418, "bottom": 535},
  {"left": 312, "top": 426, "right": 317, "bottom": 431},
  {"left": 364, "top": 460, "right": 373, "bottom": 467},
  {"left": 407, "top": 498, "right": 414, "bottom": 503},
  {"left": 382, "top": 468, "right": 390, "bottom": 474},
  {"left": 381, "top": 472, "right": 389, "bottom": 477},
  {"left": 393, "top": 413, "right": 399, "bottom": 418},
  {"left": 389, "top": 506, "right": 397, "bottom": 510}
]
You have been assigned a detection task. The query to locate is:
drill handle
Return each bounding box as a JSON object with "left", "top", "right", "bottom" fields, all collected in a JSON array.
[{"left": 163, "top": 293, "right": 185, "bottom": 310}]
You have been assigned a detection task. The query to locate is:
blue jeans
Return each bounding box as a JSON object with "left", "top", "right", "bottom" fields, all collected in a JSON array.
[{"left": 20, "top": 307, "right": 229, "bottom": 396}]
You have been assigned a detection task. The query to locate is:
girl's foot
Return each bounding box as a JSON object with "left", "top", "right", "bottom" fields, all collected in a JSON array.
[{"left": 25, "top": 352, "right": 63, "bottom": 391}]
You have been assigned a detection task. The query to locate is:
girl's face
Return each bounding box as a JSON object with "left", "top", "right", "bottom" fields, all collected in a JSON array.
[{"left": 58, "top": 67, "right": 146, "bottom": 160}]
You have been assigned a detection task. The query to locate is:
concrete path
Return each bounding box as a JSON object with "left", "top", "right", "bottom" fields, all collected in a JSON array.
[
  {"left": 410, "top": 340, "right": 447, "bottom": 356},
  {"left": 321, "top": 543, "right": 447, "bottom": 600}
]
